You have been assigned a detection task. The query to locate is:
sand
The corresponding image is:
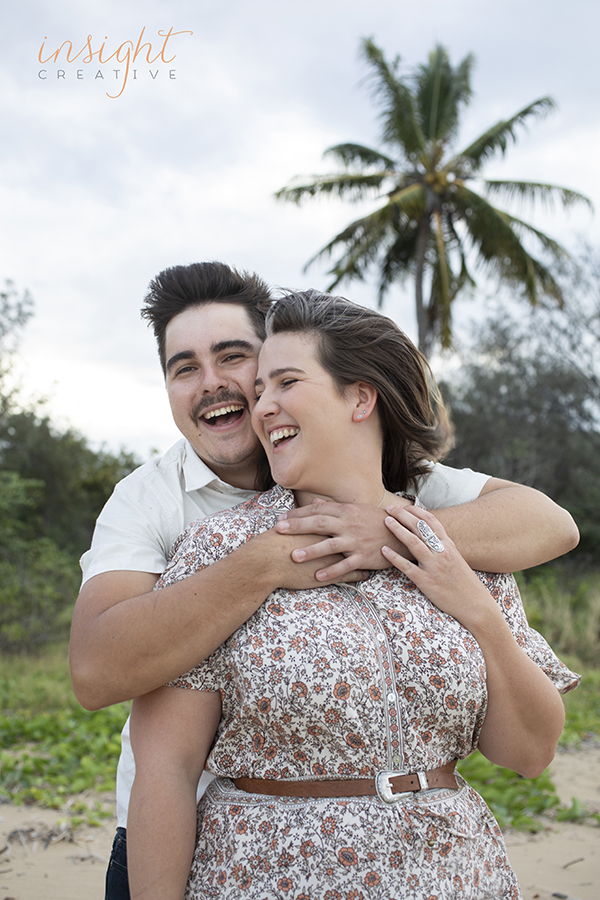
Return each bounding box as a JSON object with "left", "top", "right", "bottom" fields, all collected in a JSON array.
[{"left": 0, "top": 746, "right": 597, "bottom": 900}]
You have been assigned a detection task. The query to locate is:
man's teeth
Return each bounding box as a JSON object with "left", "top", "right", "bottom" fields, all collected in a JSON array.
[
  {"left": 203, "top": 404, "right": 244, "bottom": 420},
  {"left": 270, "top": 428, "right": 300, "bottom": 444}
]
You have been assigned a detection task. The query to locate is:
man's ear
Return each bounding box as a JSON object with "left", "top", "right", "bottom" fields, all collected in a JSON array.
[{"left": 351, "top": 382, "right": 378, "bottom": 422}]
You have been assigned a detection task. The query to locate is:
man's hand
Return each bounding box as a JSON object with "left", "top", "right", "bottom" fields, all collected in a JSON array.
[
  {"left": 275, "top": 498, "right": 411, "bottom": 582},
  {"left": 275, "top": 479, "right": 580, "bottom": 578},
  {"left": 263, "top": 525, "right": 372, "bottom": 588}
]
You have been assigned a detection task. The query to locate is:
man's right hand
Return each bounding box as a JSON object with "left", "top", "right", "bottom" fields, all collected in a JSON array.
[{"left": 256, "top": 526, "right": 369, "bottom": 590}]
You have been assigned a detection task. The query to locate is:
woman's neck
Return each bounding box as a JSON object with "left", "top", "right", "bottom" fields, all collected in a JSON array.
[{"left": 293, "top": 486, "right": 406, "bottom": 509}]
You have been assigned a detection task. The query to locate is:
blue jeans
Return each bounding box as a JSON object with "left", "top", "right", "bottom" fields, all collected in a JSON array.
[{"left": 105, "top": 827, "right": 130, "bottom": 900}]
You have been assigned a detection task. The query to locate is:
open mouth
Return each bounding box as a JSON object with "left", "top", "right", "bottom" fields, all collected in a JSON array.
[
  {"left": 270, "top": 427, "right": 299, "bottom": 448},
  {"left": 201, "top": 404, "right": 245, "bottom": 427}
]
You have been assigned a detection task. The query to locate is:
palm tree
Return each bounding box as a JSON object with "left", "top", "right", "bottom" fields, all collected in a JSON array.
[{"left": 275, "top": 40, "right": 592, "bottom": 357}]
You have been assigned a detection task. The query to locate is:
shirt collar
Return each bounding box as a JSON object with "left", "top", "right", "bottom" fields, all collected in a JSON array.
[{"left": 181, "top": 439, "right": 254, "bottom": 496}]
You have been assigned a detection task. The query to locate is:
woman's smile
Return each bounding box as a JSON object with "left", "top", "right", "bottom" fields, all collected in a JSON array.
[
  {"left": 268, "top": 426, "right": 300, "bottom": 448},
  {"left": 252, "top": 331, "right": 383, "bottom": 506}
]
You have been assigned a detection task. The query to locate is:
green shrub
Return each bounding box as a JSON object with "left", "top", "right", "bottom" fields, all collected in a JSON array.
[
  {"left": 0, "top": 537, "right": 79, "bottom": 653},
  {"left": 519, "top": 568, "right": 600, "bottom": 666}
]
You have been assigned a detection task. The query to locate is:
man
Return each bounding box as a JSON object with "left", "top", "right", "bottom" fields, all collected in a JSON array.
[{"left": 69, "top": 262, "right": 579, "bottom": 899}]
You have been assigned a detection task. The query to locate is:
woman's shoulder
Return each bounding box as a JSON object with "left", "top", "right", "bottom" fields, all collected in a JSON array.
[
  {"left": 160, "top": 485, "right": 293, "bottom": 581},
  {"left": 186, "top": 484, "right": 293, "bottom": 536}
]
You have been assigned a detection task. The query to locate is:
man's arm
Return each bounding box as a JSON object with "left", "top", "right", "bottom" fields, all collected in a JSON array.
[
  {"left": 70, "top": 479, "right": 578, "bottom": 710},
  {"left": 69, "top": 528, "right": 355, "bottom": 710},
  {"left": 434, "top": 478, "right": 579, "bottom": 571},
  {"left": 275, "top": 478, "right": 580, "bottom": 580}
]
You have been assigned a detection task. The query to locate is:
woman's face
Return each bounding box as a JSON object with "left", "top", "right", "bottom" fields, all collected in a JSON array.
[{"left": 252, "top": 332, "right": 358, "bottom": 497}]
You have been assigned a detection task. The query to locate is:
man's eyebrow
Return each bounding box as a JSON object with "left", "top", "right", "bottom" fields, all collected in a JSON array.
[
  {"left": 166, "top": 350, "right": 196, "bottom": 373},
  {"left": 254, "top": 367, "right": 304, "bottom": 387},
  {"left": 211, "top": 339, "right": 256, "bottom": 354}
]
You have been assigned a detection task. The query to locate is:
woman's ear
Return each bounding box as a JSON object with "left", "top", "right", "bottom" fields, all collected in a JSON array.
[{"left": 352, "top": 383, "right": 378, "bottom": 422}]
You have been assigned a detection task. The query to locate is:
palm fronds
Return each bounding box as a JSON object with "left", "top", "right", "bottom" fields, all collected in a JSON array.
[
  {"left": 274, "top": 40, "right": 592, "bottom": 354},
  {"left": 453, "top": 98, "right": 556, "bottom": 171}
]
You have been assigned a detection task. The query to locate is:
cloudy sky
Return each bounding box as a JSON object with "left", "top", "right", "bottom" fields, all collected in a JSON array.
[{"left": 1, "top": 0, "right": 598, "bottom": 459}]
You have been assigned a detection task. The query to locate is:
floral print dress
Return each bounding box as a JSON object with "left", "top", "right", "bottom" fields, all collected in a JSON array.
[{"left": 159, "top": 486, "right": 579, "bottom": 900}]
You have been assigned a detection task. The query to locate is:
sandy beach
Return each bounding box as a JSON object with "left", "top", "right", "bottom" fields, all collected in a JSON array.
[{"left": 0, "top": 746, "right": 597, "bottom": 900}]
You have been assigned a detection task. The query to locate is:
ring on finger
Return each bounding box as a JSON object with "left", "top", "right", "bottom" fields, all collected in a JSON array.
[{"left": 416, "top": 519, "right": 445, "bottom": 553}]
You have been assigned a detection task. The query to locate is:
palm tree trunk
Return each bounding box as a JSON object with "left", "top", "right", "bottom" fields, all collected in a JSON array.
[{"left": 415, "top": 215, "right": 431, "bottom": 356}]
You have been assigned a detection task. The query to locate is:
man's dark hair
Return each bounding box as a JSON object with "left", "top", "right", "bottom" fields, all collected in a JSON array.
[{"left": 141, "top": 262, "right": 271, "bottom": 374}]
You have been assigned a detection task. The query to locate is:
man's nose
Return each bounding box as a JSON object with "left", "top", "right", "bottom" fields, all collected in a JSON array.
[{"left": 201, "top": 364, "right": 228, "bottom": 394}]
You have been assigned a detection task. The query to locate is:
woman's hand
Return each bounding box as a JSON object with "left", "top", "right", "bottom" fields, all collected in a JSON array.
[{"left": 381, "top": 505, "right": 497, "bottom": 630}]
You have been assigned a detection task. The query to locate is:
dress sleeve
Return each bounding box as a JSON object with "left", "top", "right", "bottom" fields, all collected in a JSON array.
[
  {"left": 158, "top": 509, "right": 254, "bottom": 693},
  {"left": 477, "top": 572, "right": 580, "bottom": 694},
  {"left": 156, "top": 507, "right": 251, "bottom": 589},
  {"left": 166, "top": 651, "right": 227, "bottom": 693}
]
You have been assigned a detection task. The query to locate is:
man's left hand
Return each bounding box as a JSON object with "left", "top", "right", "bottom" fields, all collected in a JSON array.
[{"left": 276, "top": 498, "right": 411, "bottom": 582}]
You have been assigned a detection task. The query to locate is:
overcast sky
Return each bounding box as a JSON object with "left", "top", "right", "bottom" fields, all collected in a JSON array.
[{"left": 1, "top": 0, "right": 598, "bottom": 459}]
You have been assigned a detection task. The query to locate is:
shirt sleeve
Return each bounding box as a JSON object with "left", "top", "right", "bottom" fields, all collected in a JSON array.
[
  {"left": 478, "top": 572, "right": 580, "bottom": 694},
  {"left": 79, "top": 471, "right": 181, "bottom": 584},
  {"left": 414, "top": 462, "right": 490, "bottom": 508}
]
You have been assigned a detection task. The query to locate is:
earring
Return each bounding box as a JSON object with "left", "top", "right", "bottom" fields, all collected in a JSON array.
[{"left": 357, "top": 410, "right": 367, "bottom": 420}]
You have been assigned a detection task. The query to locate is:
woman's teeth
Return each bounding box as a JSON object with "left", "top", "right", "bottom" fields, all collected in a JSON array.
[{"left": 270, "top": 427, "right": 300, "bottom": 445}]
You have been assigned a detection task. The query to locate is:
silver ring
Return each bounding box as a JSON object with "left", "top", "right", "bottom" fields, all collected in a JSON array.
[{"left": 416, "top": 519, "right": 445, "bottom": 553}]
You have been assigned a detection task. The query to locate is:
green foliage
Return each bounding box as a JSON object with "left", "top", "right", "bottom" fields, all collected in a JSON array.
[
  {"left": 0, "top": 645, "right": 129, "bottom": 824},
  {"left": 0, "top": 410, "right": 139, "bottom": 555},
  {"left": 560, "top": 667, "right": 600, "bottom": 745},
  {"left": 0, "top": 643, "right": 80, "bottom": 711},
  {"left": 443, "top": 288, "right": 600, "bottom": 563},
  {"left": 0, "top": 471, "right": 80, "bottom": 651},
  {"left": 0, "top": 704, "right": 129, "bottom": 806},
  {"left": 275, "top": 40, "right": 591, "bottom": 355},
  {"left": 457, "top": 752, "right": 559, "bottom": 831},
  {"left": 0, "top": 537, "right": 79, "bottom": 652},
  {"left": 520, "top": 569, "right": 600, "bottom": 666},
  {"left": 0, "top": 289, "right": 140, "bottom": 651}
]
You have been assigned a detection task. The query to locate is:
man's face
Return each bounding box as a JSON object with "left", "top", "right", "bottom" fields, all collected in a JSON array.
[{"left": 164, "top": 303, "right": 264, "bottom": 489}]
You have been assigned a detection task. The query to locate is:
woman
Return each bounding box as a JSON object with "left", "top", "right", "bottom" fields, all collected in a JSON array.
[{"left": 128, "top": 290, "right": 578, "bottom": 900}]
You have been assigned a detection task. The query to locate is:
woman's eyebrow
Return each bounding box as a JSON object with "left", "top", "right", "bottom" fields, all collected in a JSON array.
[{"left": 254, "top": 366, "right": 305, "bottom": 386}]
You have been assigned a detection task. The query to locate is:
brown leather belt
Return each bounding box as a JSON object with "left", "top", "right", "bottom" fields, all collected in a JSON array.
[{"left": 233, "top": 761, "right": 457, "bottom": 803}]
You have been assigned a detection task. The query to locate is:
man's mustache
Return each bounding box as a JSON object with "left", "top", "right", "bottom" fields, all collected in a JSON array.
[{"left": 192, "top": 390, "right": 248, "bottom": 421}]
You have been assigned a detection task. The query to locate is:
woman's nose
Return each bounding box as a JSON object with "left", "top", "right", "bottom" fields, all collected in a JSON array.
[{"left": 253, "top": 393, "right": 277, "bottom": 418}]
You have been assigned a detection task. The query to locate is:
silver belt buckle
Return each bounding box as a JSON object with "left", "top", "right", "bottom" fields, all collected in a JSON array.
[{"left": 375, "top": 771, "right": 412, "bottom": 805}]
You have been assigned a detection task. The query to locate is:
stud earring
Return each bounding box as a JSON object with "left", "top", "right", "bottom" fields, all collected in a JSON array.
[{"left": 357, "top": 410, "right": 367, "bottom": 420}]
